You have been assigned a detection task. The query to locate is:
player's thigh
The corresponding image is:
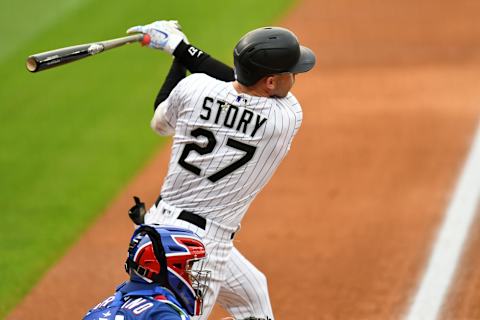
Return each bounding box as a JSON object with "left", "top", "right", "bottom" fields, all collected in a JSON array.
[
  {"left": 194, "top": 238, "right": 233, "bottom": 319},
  {"left": 217, "top": 247, "right": 273, "bottom": 318}
]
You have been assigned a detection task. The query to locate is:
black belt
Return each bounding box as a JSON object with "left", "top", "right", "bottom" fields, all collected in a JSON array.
[
  {"left": 155, "top": 195, "right": 235, "bottom": 239},
  {"left": 178, "top": 210, "right": 206, "bottom": 229}
]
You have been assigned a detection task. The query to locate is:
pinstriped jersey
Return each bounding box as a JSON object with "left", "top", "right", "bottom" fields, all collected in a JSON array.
[{"left": 152, "top": 73, "right": 302, "bottom": 228}]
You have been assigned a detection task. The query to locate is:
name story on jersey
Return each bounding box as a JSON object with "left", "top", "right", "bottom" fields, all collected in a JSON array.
[{"left": 200, "top": 97, "right": 267, "bottom": 138}]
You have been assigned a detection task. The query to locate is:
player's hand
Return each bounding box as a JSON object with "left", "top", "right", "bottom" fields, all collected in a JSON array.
[{"left": 126, "top": 20, "right": 188, "bottom": 54}]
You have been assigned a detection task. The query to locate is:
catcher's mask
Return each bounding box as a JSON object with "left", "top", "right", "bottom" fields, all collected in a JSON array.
[
  {"left": 125, "top": 225, "right": 210, "bottom": 316},
  {"left": 233, "top": 26, "right": 316, "bottom": 86}
]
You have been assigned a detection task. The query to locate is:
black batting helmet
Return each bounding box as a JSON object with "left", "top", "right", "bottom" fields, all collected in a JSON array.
[{"left": 233, "top": 27, "right": 316, "bottom": 86}]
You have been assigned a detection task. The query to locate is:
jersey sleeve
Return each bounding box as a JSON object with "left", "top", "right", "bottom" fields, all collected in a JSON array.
[
  {"left": 151, "top": 75, "right": 191, "bottom": 136},
  {"left": 151, "top": 100, "right": 175, "bottom": 135},
  {"left": 151, "top": 73, "right": 214, "bottom": 136}
]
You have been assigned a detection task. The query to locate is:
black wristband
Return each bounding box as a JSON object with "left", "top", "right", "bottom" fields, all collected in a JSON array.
[{"left": 173, "top": 41, "right": 209, "bottom": 66}]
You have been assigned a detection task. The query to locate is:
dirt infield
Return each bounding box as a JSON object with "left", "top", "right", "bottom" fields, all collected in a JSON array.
[{"left": 8, "top": 0, "right": 480, "bottom": 319}]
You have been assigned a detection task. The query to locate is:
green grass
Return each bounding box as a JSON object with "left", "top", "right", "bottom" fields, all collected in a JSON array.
[{"left": 0, "top": 0, "right": 296, "bottom": 317}]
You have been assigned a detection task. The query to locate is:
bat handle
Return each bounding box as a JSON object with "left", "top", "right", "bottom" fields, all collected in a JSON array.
[{"left": 101, "top": 33, "right": 147, "bottom": 50}]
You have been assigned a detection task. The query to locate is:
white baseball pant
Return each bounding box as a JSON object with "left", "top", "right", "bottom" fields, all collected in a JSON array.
[{"left": 144, "top": 199, "right": 274, "bottom": 319}]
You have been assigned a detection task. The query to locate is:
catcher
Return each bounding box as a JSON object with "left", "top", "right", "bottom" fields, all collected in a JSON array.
[{"left": 83, "top": 224, "right": 211, "bottom": 320}]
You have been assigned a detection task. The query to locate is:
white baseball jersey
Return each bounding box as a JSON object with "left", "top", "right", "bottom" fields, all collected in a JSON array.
[{"left": 151, "top": 73, "right": 302, "bottom": 229}]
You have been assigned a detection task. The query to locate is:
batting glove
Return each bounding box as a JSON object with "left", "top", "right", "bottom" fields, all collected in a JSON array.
[
  {"left": 128, "top": 196, "right": 146, "bottom": 225},
  {"left": 126, "top": 20, "right": 188, "bottom": 54}
]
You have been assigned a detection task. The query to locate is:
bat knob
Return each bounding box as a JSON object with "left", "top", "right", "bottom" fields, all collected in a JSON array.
[{"left": 141, "top": 34, "right": 151, "bottom": 46}]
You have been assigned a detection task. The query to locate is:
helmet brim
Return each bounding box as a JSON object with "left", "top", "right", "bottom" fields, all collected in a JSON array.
[{"left": 289, "top": 46, "right": 316, "bottom": 73}]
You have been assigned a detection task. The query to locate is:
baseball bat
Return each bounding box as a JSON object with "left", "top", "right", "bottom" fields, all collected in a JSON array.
[{"left": 26, "top": 33, "right": 148, "bottom": 73}]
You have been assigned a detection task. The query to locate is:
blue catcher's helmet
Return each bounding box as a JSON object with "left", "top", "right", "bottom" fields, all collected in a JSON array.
[{"left": 124, "top": 225, "right": 210, "bottom": 316}]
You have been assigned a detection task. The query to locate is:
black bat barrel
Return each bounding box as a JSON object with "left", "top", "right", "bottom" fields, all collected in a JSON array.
[
  {"left": 26, "top": 34, "right": 144, "bottom": 73},
  {"left": 26, "top": 43, "right": 105, "bottom": 73}
]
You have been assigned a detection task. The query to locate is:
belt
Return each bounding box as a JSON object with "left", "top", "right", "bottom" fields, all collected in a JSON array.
[{"left": 155, "top": 195, "right": 235, "bottom": 239}]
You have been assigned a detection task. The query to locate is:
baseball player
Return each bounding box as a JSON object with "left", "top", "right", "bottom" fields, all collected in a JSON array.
[
  {"left": 126, "top": 20, "right": 316, "bottom": 319},
  {"left": 83, "top": 225, "right": 211, "bottom": 320}
]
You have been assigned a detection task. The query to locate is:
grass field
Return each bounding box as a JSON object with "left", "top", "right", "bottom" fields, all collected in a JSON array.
[{"left": 0, "top": 0, "right": 295, "bottom": 316}]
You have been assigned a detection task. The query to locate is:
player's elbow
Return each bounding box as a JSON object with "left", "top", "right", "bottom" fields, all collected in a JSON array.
[
  {"left": 150, "top": 118, "right": 173, "bottom": 136},
  {"left": 151, "top": 101, "right": 175, "bottom": 136}
]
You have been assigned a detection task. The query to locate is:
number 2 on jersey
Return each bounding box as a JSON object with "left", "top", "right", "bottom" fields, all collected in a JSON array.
[{"left": 178, "top": 128, "right": 256, "bottom": 182}]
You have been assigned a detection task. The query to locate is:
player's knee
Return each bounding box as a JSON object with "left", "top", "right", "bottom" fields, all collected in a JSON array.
[
  {"left": 259, "top": 267, "right": 268, "bottom": 283},
  {"left": 251, "top": 268, "right": 269, "bottom": 293},
  {"left": 258, "top": 272, "right": 268, "bottom": 290}
]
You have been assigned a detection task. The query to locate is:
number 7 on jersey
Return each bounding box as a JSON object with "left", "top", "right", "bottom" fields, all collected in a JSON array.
[{"left": 178, "top": 128, "right": 257, "bottom": 182}]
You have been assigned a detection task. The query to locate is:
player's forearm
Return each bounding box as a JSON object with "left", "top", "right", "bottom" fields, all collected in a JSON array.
[
  {"left": 173, "top": 41, "right": 235, "bottom": 82},
  {"left": 154, "top": 58, "right": 186, "bottom": 111}
]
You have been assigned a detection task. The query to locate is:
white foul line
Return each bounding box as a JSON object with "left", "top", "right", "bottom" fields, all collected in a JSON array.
[{"left": 406, "top": 121, "right": 480, "bottom": 320}]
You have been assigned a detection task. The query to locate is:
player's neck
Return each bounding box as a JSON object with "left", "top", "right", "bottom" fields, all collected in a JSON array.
[{"left": 232, "top": 81, "right": 271, "bottom": 97}]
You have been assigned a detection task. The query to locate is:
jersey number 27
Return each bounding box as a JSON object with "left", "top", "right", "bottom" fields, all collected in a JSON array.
[{"left": 178, "top": 128, "right": 256, "bottom": 182}]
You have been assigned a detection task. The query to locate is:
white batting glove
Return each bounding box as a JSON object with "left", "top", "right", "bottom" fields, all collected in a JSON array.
[{"left": 126, "top": 20, "right": 188, "bottom": 54}]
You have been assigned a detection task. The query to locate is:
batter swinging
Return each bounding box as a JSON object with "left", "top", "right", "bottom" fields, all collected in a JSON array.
[{"left": 126, "top": 20, "right": 316, "bottom": 319}]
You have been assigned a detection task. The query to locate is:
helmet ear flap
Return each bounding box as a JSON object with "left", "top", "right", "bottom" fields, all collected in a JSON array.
[
  {"left": 124, "top": 226, "right": 210, "bottom": 316},
  {"left": 125, "top": 225, "right": 170, "bottom": 287}
]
